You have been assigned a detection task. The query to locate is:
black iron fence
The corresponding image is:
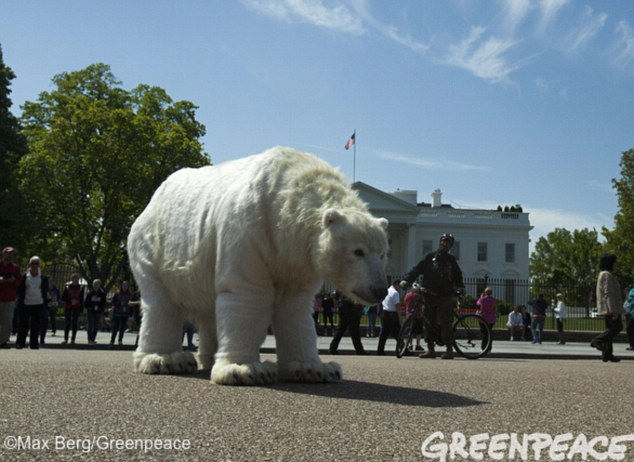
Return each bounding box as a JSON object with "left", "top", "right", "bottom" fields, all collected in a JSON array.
[{"left": 41, "top": 263, "right": 608, "bottom": 333}]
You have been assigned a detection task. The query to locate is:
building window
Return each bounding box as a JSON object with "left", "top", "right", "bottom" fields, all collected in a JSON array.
[
  {"left": 450, "top": 241, "right": 460, "bottom": 260},
  {"left": 505, "top": 243, "right": 515, "bottom": 263},
  {"left": 422, "top": 239, "right": 433, "bottom": 256},
  {"left": 477, "top": 242, "right": 488, "bottom": 262}
]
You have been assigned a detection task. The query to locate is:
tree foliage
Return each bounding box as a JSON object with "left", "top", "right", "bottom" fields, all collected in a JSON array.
[
  {"left": 19, "top": 63, "right": 210, "bottom": 289},
  {"left": 603, "top": 149, "right": 634, "bottom": 286},
  {"left": 530, "top": 228, "right": 603, "bottom": 306},
  {"left": 0, "top": 44, "right": 28, "bottom": 249}
]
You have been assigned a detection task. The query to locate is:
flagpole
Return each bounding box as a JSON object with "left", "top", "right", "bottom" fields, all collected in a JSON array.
[{"left": 353, "top": 129, "right": 356, "bottom": 183}]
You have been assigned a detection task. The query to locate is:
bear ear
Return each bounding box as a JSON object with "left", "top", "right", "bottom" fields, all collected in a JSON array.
[
  {"left": 323, "top": 208, "right": 343, "bottom": 228},
  {"left": 377, "top": 218, "right": 389, "bottom": 230}
]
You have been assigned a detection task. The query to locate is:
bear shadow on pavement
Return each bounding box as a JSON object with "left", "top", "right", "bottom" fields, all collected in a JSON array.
[
  {"left": 181, "top": 372, "right": 485, "bottom": 408},
  {"left": 270, "top": 380, "right": 487, "bottom": 408}
]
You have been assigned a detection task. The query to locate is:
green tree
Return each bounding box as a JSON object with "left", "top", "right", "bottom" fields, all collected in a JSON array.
[
  {"left": 603, "top": 149, "right": 634, "bottom": 287},
  {"left": 530, "top": 228, "right": 603, "bottom": 308},
  {"left": 19, "top": 63, "right": 210, "bottom": 288},
  {"left": 0, "top": 44, "right": 29, "bottom": 250}
]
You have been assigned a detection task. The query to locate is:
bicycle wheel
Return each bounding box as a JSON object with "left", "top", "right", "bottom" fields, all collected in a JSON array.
[
  {"left": 452, "top": 314, "right": 492, "bottom": 359},
  {"left": 396, "top": 315, "right": 415, "bottom": 358}
]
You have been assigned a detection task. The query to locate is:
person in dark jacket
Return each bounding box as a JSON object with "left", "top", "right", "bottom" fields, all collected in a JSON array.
[
  {"left": 321, "top": 293, "right": 335, "bottom": 336},
  {"left": 329, "top": 293, "right": 366, "bottom": 355},
  {"left": 61, "top": 274, "right": 84, "bottom": 345},
  {"left": 84, "top": 279, "right": 107, "bottom": 344},
  {"left": 110, "top": 281, "right": 133, "bottom": 347},
  {"left": 16, "top": 256, "right": 49, "bottom": 350},
  {"left": 530, "top": 294, "right": 548, "bottom": 344},
  {"left": 400, "top": 234, "right": 464, "bottom": 359}
]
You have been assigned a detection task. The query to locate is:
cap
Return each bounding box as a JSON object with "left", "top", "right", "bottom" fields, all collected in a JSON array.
[{"left": 2, "top": 247, "right": 16, "bottom": 254}]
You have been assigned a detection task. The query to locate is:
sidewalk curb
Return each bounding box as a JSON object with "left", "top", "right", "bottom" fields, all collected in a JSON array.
[{"left": 10, "top": 343, "right": 632, "bottom": 361}]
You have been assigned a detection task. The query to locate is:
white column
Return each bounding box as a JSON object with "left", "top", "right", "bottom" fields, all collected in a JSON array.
[{"left": 406, "top": 224, "right": 418, "bottom": 271}]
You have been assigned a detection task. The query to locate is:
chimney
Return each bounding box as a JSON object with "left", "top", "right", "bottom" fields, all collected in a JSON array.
[{"left": 431, "top": 189, "right": 442, "bottom": 208}]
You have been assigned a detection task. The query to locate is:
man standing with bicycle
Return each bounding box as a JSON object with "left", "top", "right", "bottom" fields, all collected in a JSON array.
[{"left": 400, "top": 234, "right": 464, "bottom": 359}]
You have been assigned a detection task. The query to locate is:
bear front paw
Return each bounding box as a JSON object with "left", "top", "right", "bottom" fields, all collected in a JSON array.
[
  {"left": 278, "top": 361, "right": 342, "bottom": 383},
  {"left": 210, "top": 360, "right": 277, "bottom": 386},
  {"left": 134, "top": 351, "right": 198, "bottom": 375}
]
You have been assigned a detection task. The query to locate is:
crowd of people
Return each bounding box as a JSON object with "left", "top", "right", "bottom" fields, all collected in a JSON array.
[
  {"left": 2, "top": 241, "right": 633, "bottom": 362},
  {"left": 0, "top": 246, "right": 145, "bottom": 350},
  {"left": 312, "top": 236, "right": 633, "bottom": 363}
]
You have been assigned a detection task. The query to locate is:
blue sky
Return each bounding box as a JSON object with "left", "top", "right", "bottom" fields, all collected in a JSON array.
[{"left": 2, "top": 1, "right": 633, "bottom": 251}]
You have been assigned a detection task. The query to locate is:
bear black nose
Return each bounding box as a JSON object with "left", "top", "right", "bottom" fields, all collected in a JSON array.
[{"left": 372, "top": 286, "right": 388, "bottom": 301}]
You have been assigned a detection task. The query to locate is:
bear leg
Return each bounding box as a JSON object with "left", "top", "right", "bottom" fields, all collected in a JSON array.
[
  {"left": 133, "top": 281, "right": 197, "bottom": 375},
  {"left": 210, "top": 291, "right": 276, "bottom": 385},
  {"left": 195, "top": 311, "right": 217, "bottom": 371},
  {"left": 273, "top": 291, "right": 342, "bottom": 383}
]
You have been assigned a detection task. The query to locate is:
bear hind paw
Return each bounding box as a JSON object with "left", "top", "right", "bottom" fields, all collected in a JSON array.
[
  {"left": 134, "top": 351, "right": 198, "bottom": 375},
  {"left": 279, "top": 361, "right": 342, "bottom": 383},
  {"left": 210, "top": 360, "right": 277, "bottom": 386}
]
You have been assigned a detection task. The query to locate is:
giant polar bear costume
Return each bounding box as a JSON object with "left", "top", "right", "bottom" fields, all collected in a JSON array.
[{"left": 128, "top": 146, "right": 389, "bottom": 385}]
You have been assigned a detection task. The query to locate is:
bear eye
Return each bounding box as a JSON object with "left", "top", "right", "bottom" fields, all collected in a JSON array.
[{"left": 354, "top": 249, "right": 365, "bottom": 257}]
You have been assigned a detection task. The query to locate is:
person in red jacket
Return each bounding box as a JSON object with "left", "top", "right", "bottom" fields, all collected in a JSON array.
[{"left": 0, "top": 247, "right": 22, "bottom": 348}]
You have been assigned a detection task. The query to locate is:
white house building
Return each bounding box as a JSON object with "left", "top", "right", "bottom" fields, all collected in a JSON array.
[{"left": 353, "top": 182, "right": 533, "bottom": 303}]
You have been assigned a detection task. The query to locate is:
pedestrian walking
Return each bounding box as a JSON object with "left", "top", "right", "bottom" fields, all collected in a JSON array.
[
  {"left": 377, "top": 280, "right": 402, "bottom": 355},
  {"left": 554, "top": 293, "right": 567, "bottom": 345},
  {"left": 110, "top": 281, "right": 133, "bottom": 347},
  {"left": 0, "top": 247, "right": 21, "bottom": 349},
  {"left": 625, "top": 287, "right": 634, "bottom": 351},
  {"left": 85, "top": 279, "right": 106, "bottom": 344},
  {"left": 590, "top": 254, "right": 624, "bottom": 362},
  {"left": 16, "top": 256, "right": 49, "bottom": 350},
  {"left": 329, "top": 294, "right": 366, "bottom": 355},
  {"left": 46, "top": 282, "right": 61, "bottom": 336},
  {"left": 476, "top": 287, "right": 496, "bottom": 353},
  {"left": 61, "top": 274, "right": 84, "bottom": 345},
  {"left": 530, "top": 294, "right": 548, "bottom": 344}
]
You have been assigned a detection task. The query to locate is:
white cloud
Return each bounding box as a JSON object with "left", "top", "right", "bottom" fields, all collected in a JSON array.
[
  {"left": 537, "top": 0, "right": 569, "bottom": 32},
  {"left": 500, "top": 0, "right": 532, "bottom": 33},
  {"left": 445, "top": 26, "right": 519, "bottom": 83},
  {"left": 376, "top": 150, "right": 490, "bottom": 172},
  {"left": 242, "top": 0, "right": 365, "bottom": 35},
  {"left": 243, "top": 0, "right": 429, "bottom": 52},
  {"left": 349, "top": 0, "right": 429, "bottom": 53},
  {"left": 613, "top": 20, "right": 634, "bottom": 68},
  {"left": 381, "top": 24, "right": 429, "bottom": 53},
  {"left": 563, "top": 5, "right": 607, "bottom": 52}
]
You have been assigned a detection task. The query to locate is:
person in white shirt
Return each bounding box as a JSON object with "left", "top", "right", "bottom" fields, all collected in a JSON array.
[
  {"left": 506, "top": 305, "right": 524, "bottom": 341},
  {"left": 16, "top": 256, "right": 49, "bottom": 350},
  {"left": 377, "top": 280, "right": 402, "bottom": 355},
  {"left": 554, "top": 293, "right": 567, "bottom": 345}
]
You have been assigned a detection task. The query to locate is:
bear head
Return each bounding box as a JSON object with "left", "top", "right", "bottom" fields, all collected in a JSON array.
[{"left": 316, "top": 208, "right": 389, "bottom": 305}]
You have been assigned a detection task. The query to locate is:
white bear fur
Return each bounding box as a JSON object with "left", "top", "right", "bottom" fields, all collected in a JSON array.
[{"left": 128, "top": 146, "right": 389, "bottom": 385}]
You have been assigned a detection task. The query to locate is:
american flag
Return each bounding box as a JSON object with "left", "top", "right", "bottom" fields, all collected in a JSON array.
[{"left": 344, "top": 132, "right": 355, "bottom": 150}]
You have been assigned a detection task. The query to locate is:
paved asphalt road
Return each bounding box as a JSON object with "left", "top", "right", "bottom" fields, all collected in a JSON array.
[{"left": 1, "top": 350, "right": 633, "bottom": 461}]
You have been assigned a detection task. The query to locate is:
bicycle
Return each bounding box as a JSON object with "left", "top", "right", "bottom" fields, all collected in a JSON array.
[{"left": 396, "top": 290, "right": 492, "bottom": 359}]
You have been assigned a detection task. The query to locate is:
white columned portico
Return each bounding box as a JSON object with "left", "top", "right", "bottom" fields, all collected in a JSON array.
[{"left": 406, "top": 223, "right": 418, "bottom": 272}]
